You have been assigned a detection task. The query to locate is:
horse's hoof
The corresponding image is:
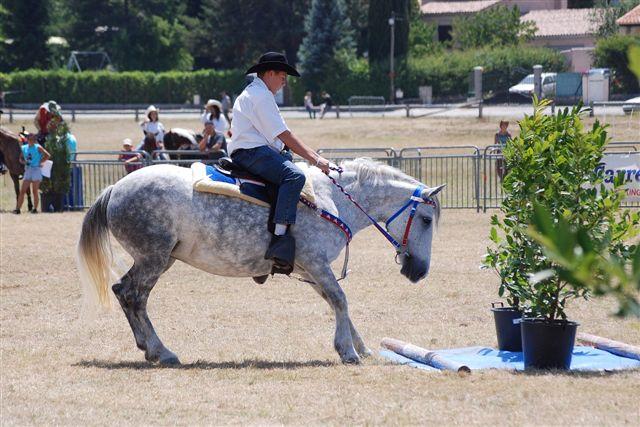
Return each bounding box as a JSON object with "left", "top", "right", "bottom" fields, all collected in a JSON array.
[
  {"left": 159, "top": 355, "right": 181, "bottom": 366},
  {"left": 341, "top": 354, "right": 361, "bottom": 365}
]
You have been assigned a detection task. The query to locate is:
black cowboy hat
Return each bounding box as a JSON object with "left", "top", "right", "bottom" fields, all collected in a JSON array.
[{"left": 246, "top": 52, "right": 300, "bottom": 77}]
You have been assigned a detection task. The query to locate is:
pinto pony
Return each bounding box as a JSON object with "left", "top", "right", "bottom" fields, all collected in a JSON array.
[{"left": 77, "top": 159, "right": 443, "bottom": 365}]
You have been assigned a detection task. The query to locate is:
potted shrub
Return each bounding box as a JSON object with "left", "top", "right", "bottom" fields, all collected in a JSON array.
[
  {"left": 485, "top": 99, "right": 639, "bottom": 369},
  {"left": 40, "top": 104, "right": 71, "bottom": 212}
]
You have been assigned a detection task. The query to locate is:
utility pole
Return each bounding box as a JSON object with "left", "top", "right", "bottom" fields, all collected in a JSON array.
[{"left": 389, "top": 11, "right": 395, "bottom": 104}]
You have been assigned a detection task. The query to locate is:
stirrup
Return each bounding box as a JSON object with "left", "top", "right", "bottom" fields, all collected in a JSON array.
[{"left": 265, "top": 234, "right": 295, "bottom": 275}]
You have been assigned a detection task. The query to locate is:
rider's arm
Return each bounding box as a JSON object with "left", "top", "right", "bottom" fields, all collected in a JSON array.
[{"left": 277, "top": 130, "right": 330, "bottom": 173}]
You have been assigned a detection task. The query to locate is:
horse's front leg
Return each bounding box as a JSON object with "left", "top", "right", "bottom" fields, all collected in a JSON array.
[
  {"left": 302, "top": 262, "right": 360, "bottom": 364},
  {"left": 305, "top": 277, "right": 372, "bottom": 359}
]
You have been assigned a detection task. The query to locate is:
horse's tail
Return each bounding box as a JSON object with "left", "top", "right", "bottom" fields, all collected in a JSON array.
[{"left": 76, "top": 185, "right": 115, "bottom": 310}]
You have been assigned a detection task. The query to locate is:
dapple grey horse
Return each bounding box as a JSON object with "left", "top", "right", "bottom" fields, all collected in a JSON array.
[{"left": 77, "top": 158, "right": 443, "bottom": 365}]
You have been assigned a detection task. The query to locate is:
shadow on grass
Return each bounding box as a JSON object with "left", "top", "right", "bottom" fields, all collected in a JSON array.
[{"left": 74, "top": 358, "right": 338, "bottom": 370}]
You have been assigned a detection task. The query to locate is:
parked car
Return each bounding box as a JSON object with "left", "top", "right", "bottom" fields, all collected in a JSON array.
[
  {"left": 509, "top": 73, "right": 557, "bottom": 98},
  {"left": 622, "top": 96, "right": 640, "bottom": 115}
]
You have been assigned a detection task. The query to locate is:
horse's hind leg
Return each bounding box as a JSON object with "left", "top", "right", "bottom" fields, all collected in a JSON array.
[
  {"left": 306, "top": 279, "right": 372, "bottom": 359},
  {"left": 112, "top": 257, "right": 179, "bottom": 365}
]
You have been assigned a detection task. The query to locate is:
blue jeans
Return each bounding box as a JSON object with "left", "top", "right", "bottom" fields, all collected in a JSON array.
[{"left": 231, "top": 145, "right": 305, "bottom": 225}]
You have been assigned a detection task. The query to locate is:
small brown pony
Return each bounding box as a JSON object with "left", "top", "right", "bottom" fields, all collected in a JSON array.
[{"left": 0, "top": 127, "right": 33, "bottom": 211}]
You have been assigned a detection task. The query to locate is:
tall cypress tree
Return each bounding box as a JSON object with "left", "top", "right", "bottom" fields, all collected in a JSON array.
[
  {"left": 3, "top": 0, "right": 50, "bottom": 70},
  {"left": 368, "top": 0, "right": 410, "bottom": 63},
  {"left": 297, "top": 0, "right": 355, "bottom": 91}
]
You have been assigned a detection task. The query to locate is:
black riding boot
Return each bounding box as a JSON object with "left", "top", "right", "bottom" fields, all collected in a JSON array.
[{"left": 265, "top": 234, "right": 296, "bottom": 275}]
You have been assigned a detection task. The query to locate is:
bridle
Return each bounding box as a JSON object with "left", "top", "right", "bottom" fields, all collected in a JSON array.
[{"left": 323, "top": 167, "right": 437, "bottom": 264}]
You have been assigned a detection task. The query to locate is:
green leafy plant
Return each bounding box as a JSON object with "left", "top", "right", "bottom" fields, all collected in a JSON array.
[
  {"left": 40, "top": 103, "right": 71, "bottom": 195},
  {"left": 529, "top": 203, "right": 640, "bottom": 318},
  {"left": 484, "top": 98, "right": 639, "bottom": 320}
]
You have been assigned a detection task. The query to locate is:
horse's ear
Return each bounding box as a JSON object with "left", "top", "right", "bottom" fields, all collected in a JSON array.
[{"left": 422, "top": 184, "right": 446, "bottom": 199}]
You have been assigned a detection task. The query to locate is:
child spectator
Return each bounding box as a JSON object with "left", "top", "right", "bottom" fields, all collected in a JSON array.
[
  {"left": 494, "top": 120, "right": 511, "bottom": 180},
  {"left": 118, "top": 138, "right": 143, "bottom": 174},
  {"left": 14, "top": 132, "right": 50, "bottom": 214}
]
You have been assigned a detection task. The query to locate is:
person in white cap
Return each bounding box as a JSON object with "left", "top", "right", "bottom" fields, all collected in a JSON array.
[
  {"left": 118, "top": 138, "right": 143, "bottom": 174},
  {"left": 138, "top": 105, "right": 165, "bottom": 146},
  {"left": 201, "top": 99, "right": 229, "bottom": 135}
]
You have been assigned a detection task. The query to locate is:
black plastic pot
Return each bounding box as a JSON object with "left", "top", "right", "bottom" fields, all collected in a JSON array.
[
  {"left": 491, "top": 302, "right": 522, "bottom": 351},
  {"left": 41, "top": 191, "right": 64, "bottom": 212},
  {"left": 521, "top": 318, "right": 579, "bottom": 370}
]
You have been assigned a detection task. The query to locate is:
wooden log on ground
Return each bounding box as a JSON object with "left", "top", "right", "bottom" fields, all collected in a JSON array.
[
  {"left": 381, "top": 337, "right": 471, "bottom": 374},
  {"left": 577, "top": 333, "right": 640, "bottom": 361}
]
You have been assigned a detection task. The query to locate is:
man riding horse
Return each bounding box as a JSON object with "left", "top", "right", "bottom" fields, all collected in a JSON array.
[{"left": 229, "top": 52, "right": 331, "bottom": 272}]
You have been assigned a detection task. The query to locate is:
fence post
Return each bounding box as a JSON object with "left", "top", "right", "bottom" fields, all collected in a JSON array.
[
  {"left": 336, "top": 104, "right": 340, "bottom": 119},
  {"left": 405, "top": 104, "right": 410, "bottom": 118},
  {"left": 135, "top": 108, "right": 139, "bottom": 122},
  {"left": 589, "top": 100, "right": 594, "bottom": 117},
  {"left": 71, "top": 109, "right": 76, "bottom": 122},
  {"left": 9, "top": 109, "right": 13, "bottom": 123},
  {"left": 533, "top": 64, "right": 542, "bottom": 100},
  {"left": 478, "top": 100, "right": 483, "bottom": 119}
]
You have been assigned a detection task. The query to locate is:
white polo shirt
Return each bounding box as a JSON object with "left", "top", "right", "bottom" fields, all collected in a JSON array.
[{"left": 228, "top": 77, "right": 289, "bottom": 155}]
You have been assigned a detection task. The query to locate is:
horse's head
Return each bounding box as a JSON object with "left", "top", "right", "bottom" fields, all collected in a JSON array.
[{"left": 391, "top": 184, "right": 445, "bottom": 283}]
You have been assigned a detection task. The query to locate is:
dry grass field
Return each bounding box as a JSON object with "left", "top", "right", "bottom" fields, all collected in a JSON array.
[{"left": 1, "top": 115, "right": 639, "bottom": 425}]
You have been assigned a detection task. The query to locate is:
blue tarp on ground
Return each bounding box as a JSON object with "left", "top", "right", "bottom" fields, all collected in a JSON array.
[{"left": 380, "top": 346, "right": 640, "bottom": 372}]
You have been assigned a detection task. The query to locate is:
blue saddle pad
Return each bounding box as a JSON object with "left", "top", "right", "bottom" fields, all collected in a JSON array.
[
  {"left": 380, "top": 346, "right": 640, "bottom": 372},
  {"left": 205, "top": 164, "right": 270, "bottom": 203},
  {"left": 205, "top": 164, "right": 235, "bottom": 184}
]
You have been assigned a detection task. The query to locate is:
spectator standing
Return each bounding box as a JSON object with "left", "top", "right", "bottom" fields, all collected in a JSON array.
[
  {"left": 304, "top": 91, "right": 315, "bottom": 119},
  {"left": 34, "top": 100, "right": 60, "bottom": 139},
  {"left": 118, "top": 138, "right": 143, "bottom": 174},
  {"left": 494, "top": 120, "right": 511, "bottom": 180},
  {"left": 220, "top": 91, "right": 232, "bottom": 122},
  {"left": 319, "top": 91, "right": 333, "bottom": 119},
  {"left": 14, "top": 132, "right": 50, "bottom": 214}
]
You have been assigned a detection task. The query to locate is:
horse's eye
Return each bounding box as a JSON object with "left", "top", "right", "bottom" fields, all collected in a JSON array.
[{"left": 423, "top": 217, "right": 432, "bottom": 226}]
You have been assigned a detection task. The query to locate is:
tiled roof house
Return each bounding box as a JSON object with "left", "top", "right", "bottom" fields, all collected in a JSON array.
[{"left": 616, "top": 4, "right": 640, "bottom": 35}]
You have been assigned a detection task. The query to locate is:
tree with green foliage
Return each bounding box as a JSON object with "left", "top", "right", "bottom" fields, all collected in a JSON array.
[
  {"left": 367, "top": 0, "right": 410, "bottom": 63},
  {"left": 62, "top": 0, "right": 192, "bottom": 71},
  {"left": 594, "top": 34, "right": 640, "bottom": 94},
  {"left": 451, "top": 5, "right": 536, "bottom": 50},
  {"left": 590, "top": 0, "right": 640, "bottom": 39},
  {"left": 344, "top": 0, "right": 369, "bottom": 57},
  {"left": 2, "top": 0, "right": 50, "bottom": 71},
  {"left": 188, "top": 0, "right": 310, "bottom": 70},
  {"left": 406, "top": 0, "right": 439, "bottom": 57},
  {"left": 297, "top": 0, "right": 355, "bottom": 91}
]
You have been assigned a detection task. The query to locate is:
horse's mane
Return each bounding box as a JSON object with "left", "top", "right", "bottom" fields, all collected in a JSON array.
[
  {"left": 340, "top": 157, "right": 418, "bottom": 186},
  {"left": 339, "top": 157, "right": 441, "bottom": 223}
]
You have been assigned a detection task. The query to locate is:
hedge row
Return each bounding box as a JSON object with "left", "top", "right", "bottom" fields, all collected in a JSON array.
[
  {"left": 1, "top": 46, "right": 566, "bottom": 105},
  {"left": 291, "top": 45, "right": 567, "bottom": 104},
  {"left": 0, "top": 69, "right": 246, "bottom": 104}
]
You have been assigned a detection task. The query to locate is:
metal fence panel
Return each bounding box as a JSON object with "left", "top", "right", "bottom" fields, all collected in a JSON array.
[
  {"left": 67, "top": 143, "right": 639, "bottom": 211},
  {"left": 397, "top": 146, "right": 481, "bottom": 211}
]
